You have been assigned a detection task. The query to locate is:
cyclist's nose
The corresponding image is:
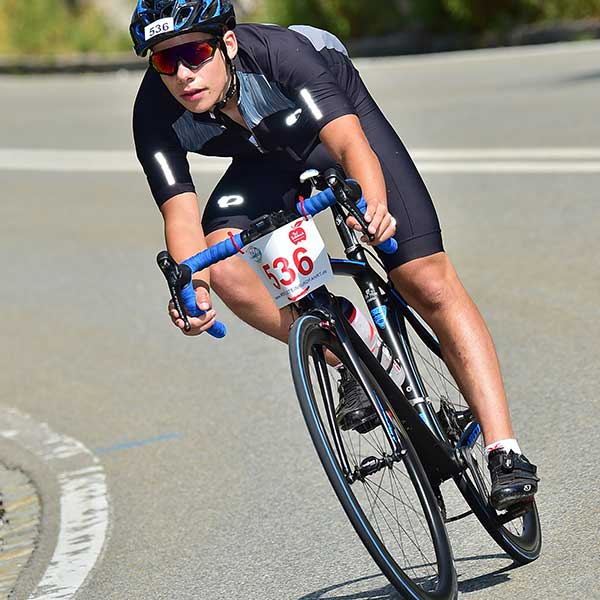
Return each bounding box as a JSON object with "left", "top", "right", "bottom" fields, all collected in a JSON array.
[{"left": 176, "top": 61, "right": 196, "bottom": 82}]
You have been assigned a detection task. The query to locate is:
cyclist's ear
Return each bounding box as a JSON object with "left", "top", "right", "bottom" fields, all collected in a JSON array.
[{"left": 222, "top": 31, "right": 238, "bottom": 61}]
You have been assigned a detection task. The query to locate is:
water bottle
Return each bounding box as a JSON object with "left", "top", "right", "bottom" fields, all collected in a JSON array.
[{"left": 339, "top": 297, "right": 406, "bottom": 389}]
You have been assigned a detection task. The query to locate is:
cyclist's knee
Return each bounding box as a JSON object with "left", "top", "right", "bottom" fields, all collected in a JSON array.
[
  {"left": 391, "top": 253, "right": 461, "bottom": 315},
  {"left": 210, "top": 258, "right": 254, "bottom": 308},
  {"left": 209, "top": 257, "right": 282, "bottom": 313},
  {"left": 210, "top": 258, "right": 294, "bottom": 342}
]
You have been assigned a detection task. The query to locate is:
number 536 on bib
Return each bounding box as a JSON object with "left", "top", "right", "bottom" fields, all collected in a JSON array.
[{"left": 242, "top": 217, "right": 333, "bottom": 309}]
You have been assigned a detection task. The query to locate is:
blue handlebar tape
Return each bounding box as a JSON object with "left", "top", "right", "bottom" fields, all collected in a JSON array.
[
  {"left": 184, "top": 234, "right": 244, "bottom": 273},
  {"left": 296, "top": 191, "right": 398, "bottom": 255},
  {"left": 355, "top": 198, "right": 398, "bottom": 255},
  {"left": 297, "top": 188, "right": 336, "bottom": 217},
  {"left": 178, "top": 233, "right": 244, "bottom": 339},
  {"left": 179, "top": 283, "right": 227, "bottom": 339}
]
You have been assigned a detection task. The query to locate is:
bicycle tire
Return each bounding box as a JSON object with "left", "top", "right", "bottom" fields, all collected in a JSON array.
[
  {"left": 289, "top": 314, "right": 457, "bottom": 600},
  {"left": 395, "top": 301, "right": 542, "bottom": 563}
]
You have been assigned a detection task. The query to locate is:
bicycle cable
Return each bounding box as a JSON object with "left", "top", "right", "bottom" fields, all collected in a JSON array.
[{"left": 363, "top": 244, "right": 387, "bottom": 270}]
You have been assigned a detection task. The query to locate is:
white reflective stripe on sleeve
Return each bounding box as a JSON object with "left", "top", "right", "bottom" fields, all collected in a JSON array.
[
  {"left": 300, "top": 89, "right": 323, "bottom": 121},
  {"left": 154, "top": 152, "right": 176, "bottom": 186}
]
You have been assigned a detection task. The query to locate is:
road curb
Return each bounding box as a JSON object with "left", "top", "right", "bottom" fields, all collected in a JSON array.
[
  {"left": 347, "top": 18, "right": 600, "bottom": 57},
  {"left": 0, "top": 19, "right": 599, "bottom": 75},
  {"left": 0, "top": 53, "right": 145, "bottom": 75},
  {"left": 0, "top": 464, "right": 41, "bottom": 598}
]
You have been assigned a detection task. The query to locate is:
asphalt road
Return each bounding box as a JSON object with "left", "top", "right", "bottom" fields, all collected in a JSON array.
[{"left": 1, "top": 40, "right": 599, "bottom": 600}]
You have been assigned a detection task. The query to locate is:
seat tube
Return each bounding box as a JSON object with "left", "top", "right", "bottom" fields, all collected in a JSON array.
[{"left": 356, "top": 276, "right": 448, "bottom": 443}]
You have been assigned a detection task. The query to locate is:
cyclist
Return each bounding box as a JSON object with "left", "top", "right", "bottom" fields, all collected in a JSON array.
[{"left": 131, "top": 0, "right": 539, "bottom": 511}]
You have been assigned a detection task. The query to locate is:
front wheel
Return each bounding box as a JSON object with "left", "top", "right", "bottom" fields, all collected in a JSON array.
[{"left": 289, "top": 314, "right": 457, "bottom": 600}]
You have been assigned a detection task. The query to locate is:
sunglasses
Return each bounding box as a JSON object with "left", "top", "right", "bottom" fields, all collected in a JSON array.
[{"left": 150, "top": 38, "right": 221, "bottom": 76}]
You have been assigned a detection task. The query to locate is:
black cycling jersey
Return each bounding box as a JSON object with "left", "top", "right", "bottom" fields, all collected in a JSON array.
[
  {"left": 134, "top": 23, "right": 363, "bottom": 206},
  {"left": 133, "top": 22, "right": 445, "bottom": 269}
]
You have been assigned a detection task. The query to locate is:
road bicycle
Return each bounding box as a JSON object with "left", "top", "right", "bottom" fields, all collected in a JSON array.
[{"left": 157, "top": 168, "right": 541, "bottom": 599}]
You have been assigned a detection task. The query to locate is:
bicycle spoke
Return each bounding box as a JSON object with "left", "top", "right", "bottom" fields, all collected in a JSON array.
[
  {"left": 411, "top": 341, "right": 460, "bottom": 397},
  {"left": 364, "top": 473, "right": 427, "bottom": 520},
  {"left": 361, "top": 477, "right": 411, "bottom": 568},
  {"left": 388, "top": 469, "right": 433, "bottom": 557},
  {"left": 363, "top": 477, "right": 436, "bottom": 578},
  {"left": 361, "top": 476, "right": 386, "bottom": 543},
  {"left": 363, "top": 464, "right": 435, "bottom": 572},
  {"left": 388, "top": 468, "right": 406, "bottom": 567}
]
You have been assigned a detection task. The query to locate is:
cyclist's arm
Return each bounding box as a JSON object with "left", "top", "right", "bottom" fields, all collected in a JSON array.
[
  {"left": 319, "top": 114, "right": 395, "bottom": 243},
  {"left": 133, "top": 72, "right": 217, "bottom": 334},
  {"left": 256, "top": 29, "right": 394, "bottom": 241},
  {"left": 161, "top": 192, "right": 207, "bottom": 265},
  {"left": 161, "top": 193, "right": 215, "bottom": 333}
]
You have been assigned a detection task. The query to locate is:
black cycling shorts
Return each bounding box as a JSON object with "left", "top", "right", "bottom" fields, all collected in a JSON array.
[{"left": 202, "top": 97, "right": 444, "bottom": 272}]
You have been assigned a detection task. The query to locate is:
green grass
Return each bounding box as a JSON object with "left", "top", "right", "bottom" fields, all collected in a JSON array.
[
  {"left": 2, "top": 0, "right": 599, "bottom": 57},
  {"left": 252, "top": 0, "right": 600, "bottom": 38},
  {"left": 0, "top": 0, "right": 131, "bottom": 56}
]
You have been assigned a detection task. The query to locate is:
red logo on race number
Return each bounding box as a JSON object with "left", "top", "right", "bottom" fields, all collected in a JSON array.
[{"left": 289, "top": 222, "right": 307, "bottom": 245}]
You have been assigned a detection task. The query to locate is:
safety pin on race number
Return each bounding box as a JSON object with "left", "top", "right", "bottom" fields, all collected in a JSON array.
[{"left": 242, "top": 218, "right": 333, "bottom": 309}]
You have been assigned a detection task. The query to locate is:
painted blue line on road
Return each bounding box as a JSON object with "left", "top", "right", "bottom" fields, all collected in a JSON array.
[{"left": 95, "top": 433, "right": 181, "bottom": 455}]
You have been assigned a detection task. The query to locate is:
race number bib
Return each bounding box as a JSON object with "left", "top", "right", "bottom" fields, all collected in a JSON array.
[
  {"left": 145, "top": 18, "right": 174, "bottom": 41},
  {"left": 242, "top": 218, "right": 333, "bottom": 309}
]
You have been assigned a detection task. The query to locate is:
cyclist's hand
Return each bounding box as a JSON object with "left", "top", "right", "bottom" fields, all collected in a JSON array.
[
  {"left": 168, "top": 281, "right": 216, "bottom": 336},
  {"left": 347, "top": 201, "right": 397, "bottom": 245}
]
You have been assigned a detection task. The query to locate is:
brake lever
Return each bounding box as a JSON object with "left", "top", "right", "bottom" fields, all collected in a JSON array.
[
  {"left": 156, "top": 251, "right": 192, "bottom": 333},
  {"left": 324, "top": 171, "right": 375, "bottom": 242}
]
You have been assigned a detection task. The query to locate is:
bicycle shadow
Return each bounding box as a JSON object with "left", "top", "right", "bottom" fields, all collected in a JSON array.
[
  {"left": 296, "top": 574, "right": 402, "bottom": 600},
  {"left": 455, "top": 553, "right": 520, "bottom": 593},
  {"left": 296, "top": 553, "right": 520, "bottom": 599}
]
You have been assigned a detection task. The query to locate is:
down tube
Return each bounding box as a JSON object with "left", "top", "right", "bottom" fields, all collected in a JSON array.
[{"left": 304, "top": 301, "right": 403, "bottom": 456}]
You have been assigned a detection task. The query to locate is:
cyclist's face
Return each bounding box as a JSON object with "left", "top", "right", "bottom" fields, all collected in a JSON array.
[{"left": 153, "top": 31, "right": 237, "bottom": 114}]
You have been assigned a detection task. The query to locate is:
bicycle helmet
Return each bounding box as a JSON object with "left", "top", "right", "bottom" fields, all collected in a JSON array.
[{"left": 130, "top": 0, "right": 236, "bottom": 57}]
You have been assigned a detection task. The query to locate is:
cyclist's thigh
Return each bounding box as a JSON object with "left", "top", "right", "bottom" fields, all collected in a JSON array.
[
  {"left": 306, "top": 99, "right": 444, "bottom": 273},
  {"left": 363, "top": 107, "right": 444, "bottom": 270},
  {"left": 202, "top": 154, "right": 302, "bottom": 236}
]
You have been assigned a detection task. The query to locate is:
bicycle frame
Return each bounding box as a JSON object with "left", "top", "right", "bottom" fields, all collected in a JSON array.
[
  {"left": 295, "top": 204, "right": 463, "bottom": 488},
  {"left": 158, "top": 169, "right": 541, "bottom": 566}
]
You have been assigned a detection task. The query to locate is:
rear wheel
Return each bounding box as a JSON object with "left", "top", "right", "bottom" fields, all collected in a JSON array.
[
  {"left": 397, "top": 301, "right": 542, "bottom": 562},
  {"left": 290, "top": 314, "right": 457, "bottom": 599}
]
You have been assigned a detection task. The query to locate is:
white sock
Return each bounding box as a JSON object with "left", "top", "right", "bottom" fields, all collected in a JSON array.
[{"left": 484, "top": 438, "right": 522, "bottom": 461}]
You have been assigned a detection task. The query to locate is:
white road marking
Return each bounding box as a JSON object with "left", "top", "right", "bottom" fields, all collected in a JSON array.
[
  {"left": 412, "top": 148, "right": 600, "bottom": 160},
  {"left": 0, "top": 407, "right": 109, "bottom": 600},
  {"left": 0, "top": 148, "right": 230, "bottom": 173},
  {"left": 2, "top": 147, "right": 600, "bottom": 174},
  {"left": 416, "top": 161, "right": 600, "bottom": 173}
]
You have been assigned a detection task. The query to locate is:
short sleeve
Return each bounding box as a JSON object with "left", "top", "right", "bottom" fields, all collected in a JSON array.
[
  {"left": 265, "top": 27, "right": 357, "bottom": 130},
  {"left": 133, "top": 69, "right": 196, "bottom": 207}
]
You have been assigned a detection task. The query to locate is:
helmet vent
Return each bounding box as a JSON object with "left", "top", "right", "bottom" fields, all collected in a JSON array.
[
  {"left": 202, "top": 1, "right": 219, "bottom": 20},
  {"left": 175, "top": 6, "right": 193, "bottom": 27}
]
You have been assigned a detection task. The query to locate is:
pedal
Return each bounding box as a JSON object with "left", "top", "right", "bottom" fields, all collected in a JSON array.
[{"left": 497, "top": 501, "right": 533, "bottom": 524}]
